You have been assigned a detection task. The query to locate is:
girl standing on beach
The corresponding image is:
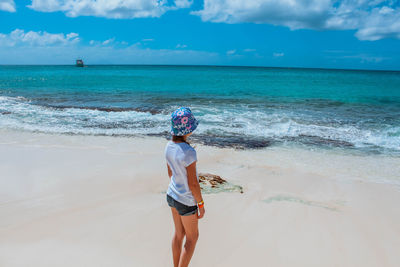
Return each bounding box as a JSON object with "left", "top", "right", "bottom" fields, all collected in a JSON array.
[{"left": 165, "top": 107, "right": 205, "bottom": 267}]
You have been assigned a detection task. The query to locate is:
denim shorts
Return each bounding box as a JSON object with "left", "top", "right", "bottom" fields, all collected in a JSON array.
[{"left": 166, "top": 194, "right": 198, "bottom": 216}]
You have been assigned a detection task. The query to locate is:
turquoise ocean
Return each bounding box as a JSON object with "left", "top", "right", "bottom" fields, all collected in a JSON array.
[{"left": 0, "top": 65, "right": 399, "bottom": 155}]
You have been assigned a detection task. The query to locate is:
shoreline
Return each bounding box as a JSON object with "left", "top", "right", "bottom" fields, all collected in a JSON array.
[
  {"left": 1, "top": 126, "right": 399, "bottom": 156},
  {"left": 1, "top": 130, "right": 400, "bottom": 266}
]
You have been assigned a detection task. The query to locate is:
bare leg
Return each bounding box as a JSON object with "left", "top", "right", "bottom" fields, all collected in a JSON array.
[
  {"left": 178, "top": 213, "right": 199, "bottom": 267},
  {"left": 171, "top": 208, "right": 185, "bottom": 267}
]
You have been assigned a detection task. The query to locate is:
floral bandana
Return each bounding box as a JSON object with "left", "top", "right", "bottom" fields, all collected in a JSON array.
[{"left": 170, "top": 107, "right": 199, "bottom": 136}]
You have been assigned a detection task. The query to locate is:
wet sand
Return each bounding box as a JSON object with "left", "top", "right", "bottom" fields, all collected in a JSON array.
[{"left": 1, "top": 129, "right": 400, "bottom": 267}]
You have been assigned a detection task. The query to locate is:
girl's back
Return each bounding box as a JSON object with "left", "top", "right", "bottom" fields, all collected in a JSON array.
[{"left": 165, "top": 140, "right": 198, "bottom": 207}]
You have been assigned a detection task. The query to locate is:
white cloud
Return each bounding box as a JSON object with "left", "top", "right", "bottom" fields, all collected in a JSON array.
[
  {"left": 354, "top": 6, "right": 400, "bottom": 41},
  {"left": 0, "top": 29, "right": 79, "bottom": 47},
  {"left": 0, "top": 28, "right": 219, "bottom": 65},
  {"left": 226, "top": 49, "right": 236, "bottom": 55},
  {"left": 176, "top": 44, "right": 187, "bottom": 48},
  {"left": 192, "top": 0, "right": 400, "bottom": 41},
  {"left": 244, "top": 48, "right": 256, "bottom": 52},
  {"left": 193, "top": 0, "right": 332, "bottom": 29},
  {"left": 28, "top": 0, "right": 193, "bottom": 19},
  {"left": 273, "top": 52, "right": 284, "bottom": 57},
  {"left": 324, "top": 50, "right": 389, "bottom": 63},
  {"left": 174, "top": 0, "right": 193, "bottom": 8},
  {"left": 0, "top": 0, "right": 16, "bottom": 12},
  {"left": 89, "top": 37, "right": 129, "bottom": 46},
  {"left": 0, "top": 44, "right": 220, "bottom": 65},
  {"left": 142, "top": 38, "right": 154, "bottom": 42},
  {"left": 102, "top": 38, "right": 115, "bottom": 45},
  {"left": 341, "top": 54, "right": 386, "bottom": 63}
]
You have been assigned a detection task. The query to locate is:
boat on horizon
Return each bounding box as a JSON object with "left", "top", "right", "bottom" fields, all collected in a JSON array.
[{"left": 76, "top": 59, "right": 84, "bottom": 67}]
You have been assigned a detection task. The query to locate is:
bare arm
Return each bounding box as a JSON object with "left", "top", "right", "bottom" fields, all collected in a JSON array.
[
  {"left": 186, "top": 161, "right": 203, "bottom": 204},
  {"left": 167, "top": 163, "right": 172, "bottom": 179},
  {"left": 186, "top": 161, "right": 205, "bottom": 218}
]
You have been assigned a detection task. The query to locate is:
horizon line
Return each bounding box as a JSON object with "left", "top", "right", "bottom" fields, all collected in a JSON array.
[{"left": 0, "top": 64, "right": 399, "bottom": 73}]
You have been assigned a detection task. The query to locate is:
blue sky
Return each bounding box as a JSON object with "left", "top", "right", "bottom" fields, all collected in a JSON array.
[{"left": 1, "top": 0, "right": 400, "bottom": 70}]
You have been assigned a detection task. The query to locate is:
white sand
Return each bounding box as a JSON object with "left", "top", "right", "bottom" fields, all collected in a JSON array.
[{"left": 1, "top": 129, "right": 400, "bottom": 267}]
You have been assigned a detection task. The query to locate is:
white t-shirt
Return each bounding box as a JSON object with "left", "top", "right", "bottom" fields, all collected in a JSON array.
[{"left": 165, "top": 140, "right": 198, "bottom": 206}]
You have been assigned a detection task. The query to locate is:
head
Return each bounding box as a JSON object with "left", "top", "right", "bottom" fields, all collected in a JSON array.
[{"left": 170, "top": 107, "right": 199, "bottom": 143}]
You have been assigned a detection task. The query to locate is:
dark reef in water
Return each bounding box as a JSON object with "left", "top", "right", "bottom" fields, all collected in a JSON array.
[
  {"left": 151, "top": 132, "right": 356, "bottom": 150},
  {"left": 150, "top": 132, "right": 273, "bottom": 149},
  {"left": 285, "top": 134, "right": 354, "bottom": 148},
  {"left": 192, "top": 134, "right": 272, "bottom": 149},
  {"left": 38, "top": 104, "right": 163, "bottom": 115}
]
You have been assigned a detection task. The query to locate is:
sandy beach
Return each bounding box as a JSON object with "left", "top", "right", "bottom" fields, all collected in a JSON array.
[{"left": 1, "top": 129, "right": 400, "bottom": 267}]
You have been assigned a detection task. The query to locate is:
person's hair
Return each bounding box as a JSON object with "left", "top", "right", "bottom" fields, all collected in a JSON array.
[{"left": 172, "top": 135, "right": 190, "bottom": 145}]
